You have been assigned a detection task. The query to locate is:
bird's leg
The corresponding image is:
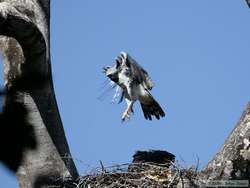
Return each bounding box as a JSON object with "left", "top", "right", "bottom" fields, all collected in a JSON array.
[
  {"left": 122, "top": 81, "right": 135, "bottom": 121},
  {"left": 122, "top": 99, "right": 134, "bottom": 121},
  {"left": 127, "top": 101, "right": 134, "bottom": 114},
  {"left": 131, "top": 105, "right": 134, "bottom": 114}
]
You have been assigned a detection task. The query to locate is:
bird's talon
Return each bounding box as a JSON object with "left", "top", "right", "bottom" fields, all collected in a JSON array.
[{"left": 122, "top": 110, "right": 131, "bottom": 122}]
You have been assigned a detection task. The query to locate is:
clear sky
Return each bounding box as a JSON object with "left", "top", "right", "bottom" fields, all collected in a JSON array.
[{"left": 1, "top": 1, "right": 250, "bottom": 187}]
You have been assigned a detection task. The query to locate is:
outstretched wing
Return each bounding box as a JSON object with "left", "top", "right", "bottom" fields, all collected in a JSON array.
[{"left": 125, "top": 53, "right": 154, "bottom": 90}]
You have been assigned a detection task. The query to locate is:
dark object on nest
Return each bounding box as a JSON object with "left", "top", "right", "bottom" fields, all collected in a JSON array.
[
  {"left": 133, "top": 150, "right": 175, "bottom": 164},
  {"left": 129, "top": 150, "right": 175, "bottom": 172}
]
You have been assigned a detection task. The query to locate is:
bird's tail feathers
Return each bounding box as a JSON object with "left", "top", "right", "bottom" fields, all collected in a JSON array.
[{"left": 140, "top": 95, "right": 165, "bottom": 120}]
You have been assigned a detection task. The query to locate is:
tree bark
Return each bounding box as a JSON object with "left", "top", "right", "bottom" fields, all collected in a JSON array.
[
  {"left": 200, "top": 102, "right": 250, "bottom": 180},
  {"left": 176, "top": 102, "right": 250, "bottom": 187},
  {"left": 0, "top": 1, "right": 78, "bottom": 188}
]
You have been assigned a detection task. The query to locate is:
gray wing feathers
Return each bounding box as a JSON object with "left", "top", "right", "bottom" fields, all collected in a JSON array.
[{"left": 126, "top": 54, "right": 154, "bottom": 90}]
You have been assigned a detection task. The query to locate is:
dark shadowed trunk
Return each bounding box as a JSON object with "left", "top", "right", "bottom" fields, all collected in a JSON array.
[{"left": 0, "top": 1, "right": 78, "bottom": 187}]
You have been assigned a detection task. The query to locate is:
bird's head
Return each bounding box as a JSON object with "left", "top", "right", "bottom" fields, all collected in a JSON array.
[
  {"left": 103, "top": 52, "right": 129, "bottom": 84},
  {"left": 103, "top": 59, "right": 121, "bottom": 83}
]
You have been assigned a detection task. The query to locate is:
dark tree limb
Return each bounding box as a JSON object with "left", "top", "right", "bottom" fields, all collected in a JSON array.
[{"left": 0, "top": 1, "right": 78, "bottom": 187}]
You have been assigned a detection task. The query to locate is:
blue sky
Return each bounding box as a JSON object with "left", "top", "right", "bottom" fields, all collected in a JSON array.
[{"left": 1, "top": 1, "right": 250, "bottom": 187}]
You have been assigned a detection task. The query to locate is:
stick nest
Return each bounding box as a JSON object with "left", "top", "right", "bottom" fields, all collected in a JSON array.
[{"left": 62, "top": 162, "right": 198, "bottom": 188}]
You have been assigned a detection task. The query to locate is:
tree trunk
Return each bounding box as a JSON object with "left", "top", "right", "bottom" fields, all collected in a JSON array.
[
  {"left": 0, "top": 1, "right": 78, "bottom": 188},
  {"left": 178, "top": 102, "right": 250, "bottom": 187},
  {"left": 200, "top": 102, "right": 250, "bottom": 180}
]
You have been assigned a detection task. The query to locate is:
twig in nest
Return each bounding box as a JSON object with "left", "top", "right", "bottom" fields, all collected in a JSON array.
[{"left": 99, "top": 160, "right": 106, "bottom": 173}]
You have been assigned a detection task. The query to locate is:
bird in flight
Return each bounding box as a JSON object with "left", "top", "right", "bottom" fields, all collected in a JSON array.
[{"left": 103, "top": 52, "right": 165, "bottom": 122}]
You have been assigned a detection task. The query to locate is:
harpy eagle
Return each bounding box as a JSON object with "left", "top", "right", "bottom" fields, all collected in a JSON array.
[{"left": 103, "top": 52, "right": 165, "bottom": 121}]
